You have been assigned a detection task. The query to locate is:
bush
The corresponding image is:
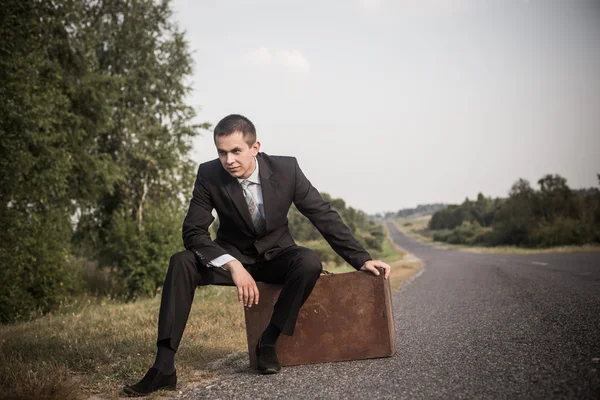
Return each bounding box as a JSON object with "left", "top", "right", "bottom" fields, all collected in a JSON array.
[
  {"left": 99, "top": 200, "right": 185, "bottom": 299},
  {"left": 300, "top": 239, "right": 345, "bottom": 266},
  {"left": 0, "top": 209, "right": 76, "bottom": 323},
  {"left": 527, "top": 217, "right": 590, "bottom": 247},
  {"left": 427, "top": 175, "right": 600, "bottom": 248},
  {"left": 432, "top": 221, "right": 490, "bottom": 246},
  {"left": 432, "top": 229, "right": 453, "bottom": 242}
]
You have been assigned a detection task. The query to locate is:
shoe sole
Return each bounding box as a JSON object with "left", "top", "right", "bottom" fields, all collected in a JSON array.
[
  {"left": 123, "top": 384, "right": 176, "bottom": 396},
  {"left": 259, "top": 367, "right": 280, "bottom": 375}
]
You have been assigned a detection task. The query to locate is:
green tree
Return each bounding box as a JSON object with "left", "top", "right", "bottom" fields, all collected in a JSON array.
[
  {"left": 0, "top": 0, "right": 98, "bottom": 322},
  {"left": 429, "top": 174, "right": 600, "bottom": 248},
  {"left": 73, "top": 0, "right": 205, "bottom": 298},
  {"left": 487, "top": 179, "right": 536, "bottom": 245},
  {"left": 287, "top": 193, "right": 385, "bottom": 261},
  {"left": 0, "top": 0, "right": 204, "bottom": 320},
  {"left": 535, "top": 174, "right": 578, "bottom": 222}
]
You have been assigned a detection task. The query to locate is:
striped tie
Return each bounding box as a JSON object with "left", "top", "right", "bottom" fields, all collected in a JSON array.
[{"left": 241, "top": 180, "right": 266, "bottom": 235}]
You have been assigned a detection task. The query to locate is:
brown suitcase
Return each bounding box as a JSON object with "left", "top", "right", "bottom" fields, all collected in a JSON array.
[{"left": 244, "top": 270, "right": 396, "bottom": 367}]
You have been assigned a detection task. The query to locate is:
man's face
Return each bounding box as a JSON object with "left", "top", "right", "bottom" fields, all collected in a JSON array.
[{"left": 215, "top": 131, "right": 260, "bottom": 179}]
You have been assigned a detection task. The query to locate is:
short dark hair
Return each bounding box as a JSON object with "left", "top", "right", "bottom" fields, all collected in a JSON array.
[{"left": 213, "top": 114, "right": 256, "bottom": 145}]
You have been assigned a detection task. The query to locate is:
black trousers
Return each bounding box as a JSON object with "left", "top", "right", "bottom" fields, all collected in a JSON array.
[{"left": 157, "top": 245, "right": 323, "bottom": 351}]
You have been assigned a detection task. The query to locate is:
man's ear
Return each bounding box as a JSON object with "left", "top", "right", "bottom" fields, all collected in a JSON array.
[{"left": 252, "top": 141, "right": 261, "bottom": 155}]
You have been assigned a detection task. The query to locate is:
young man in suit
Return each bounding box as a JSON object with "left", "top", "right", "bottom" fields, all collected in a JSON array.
[{"left": 124, "top": 114, "right": 391, "bottom": 396}]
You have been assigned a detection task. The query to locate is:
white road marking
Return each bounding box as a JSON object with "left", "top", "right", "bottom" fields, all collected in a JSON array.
[{"left": 532, "top": 261, "right": 548, "bottom": 266}]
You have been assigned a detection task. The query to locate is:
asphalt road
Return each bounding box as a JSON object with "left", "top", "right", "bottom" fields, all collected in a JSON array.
[{"left": 184, "top": 223, "right": 600, "bottom": 399}]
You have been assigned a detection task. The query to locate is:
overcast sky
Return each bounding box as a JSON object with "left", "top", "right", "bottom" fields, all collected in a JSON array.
[{"left": 171, "top": 0, "right": 600, "bottom": 214}]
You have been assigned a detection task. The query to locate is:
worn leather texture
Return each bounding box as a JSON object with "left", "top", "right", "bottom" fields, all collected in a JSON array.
[{"left": 245, "top": 270, "right": 396, "bottom": 367}]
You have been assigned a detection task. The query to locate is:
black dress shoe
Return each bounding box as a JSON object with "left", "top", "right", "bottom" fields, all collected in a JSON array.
[
  {"left": 256, "top": 342, "right": 281, "bottom": 374},
  {"left": 123, "top": 367, "right": 177, "bottom": 396}
]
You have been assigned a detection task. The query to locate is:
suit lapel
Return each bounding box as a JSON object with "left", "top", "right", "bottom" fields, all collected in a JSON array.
[
  {"left": 258, "top": 154, "right": 277, "bottom": 232},
  {"left": 222, "top": 169, "right": 255, "bottom": 233}
]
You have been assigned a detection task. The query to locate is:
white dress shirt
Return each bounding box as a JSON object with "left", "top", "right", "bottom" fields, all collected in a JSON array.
[{"left": 208, "top": 157, "right": 264, "bottom": 268}]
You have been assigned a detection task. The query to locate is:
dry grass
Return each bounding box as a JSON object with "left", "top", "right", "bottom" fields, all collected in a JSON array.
[
  {"left": 396, "top": 216, "right": 438, "bottom": 243},
  {"left": 0, "top": 237, "right": 421, "bottom": 400},
  {"left": 0, "top": 288, "right": 246, "bottom": 399}
]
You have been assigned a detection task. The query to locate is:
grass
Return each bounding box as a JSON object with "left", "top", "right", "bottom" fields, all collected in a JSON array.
[
  {"left": 0, "top": 236, "right": 420, "bottom": 399},
  {"left": 321, "top": 234, "right": 422, "bottom": 291},
  {"left": 395, "top": 216, "right": 600, "bottom": 254},
  {"left": 396, "top": 216, "right": 437, "bottom": 242},
  {"left": 0, "top": 288, "right": 246, "bottom": 399}
]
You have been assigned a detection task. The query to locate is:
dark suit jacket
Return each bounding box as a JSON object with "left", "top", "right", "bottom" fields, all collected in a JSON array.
[{"left": 182, "top": 152, "right": 371, "bottom": 270}]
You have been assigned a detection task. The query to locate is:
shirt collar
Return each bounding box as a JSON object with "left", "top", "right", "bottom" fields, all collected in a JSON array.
[{"left": 237, "top": 156, "right": 260, "bottom": 185}]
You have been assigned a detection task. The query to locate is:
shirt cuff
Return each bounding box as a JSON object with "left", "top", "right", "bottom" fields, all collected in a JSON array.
[{"left": 209, "top": 254, "right": 236, "bottom": 268}]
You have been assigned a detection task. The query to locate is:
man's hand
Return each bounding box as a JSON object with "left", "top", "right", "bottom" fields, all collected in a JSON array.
[
  {"left": 360, "top": 260, "right": 391, "bottom": 280},
  {"left": 224, "top": 260, "right": 259, "bottom": 307}
]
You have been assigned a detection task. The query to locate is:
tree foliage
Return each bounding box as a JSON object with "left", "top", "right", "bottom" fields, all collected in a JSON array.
[
  {"left": 71, "top": 0, "right": 204, "bottom": 299},
  {"left": 392, "top": 203, "right": 446, "bottom": 220},
  {"left": 429, "top": 193, "right": 502, "bottom": 230},
  {"left": 288, "top": 193, "right": 386, "bottom": 264},
  {"left": 1, "top": 0, "right": 91, "bottom": 322},
  {"left": 428, "top": 174, "right": 600, "bottom": 248},
  {"left": 0, "top": 0, "right": 202, "bottom": 321}
]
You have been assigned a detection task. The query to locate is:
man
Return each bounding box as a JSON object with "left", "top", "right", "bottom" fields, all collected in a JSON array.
[{"left": 124, "top": 114, "right": 391, "bottom": 396}]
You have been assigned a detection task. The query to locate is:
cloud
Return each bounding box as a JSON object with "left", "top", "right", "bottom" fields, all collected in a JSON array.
[
  {"left": 275, "top": 49, "right": 311, "bottom": 74},
  {"left": 244, "top": 47, "right": 311, "bottom": 74}
]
